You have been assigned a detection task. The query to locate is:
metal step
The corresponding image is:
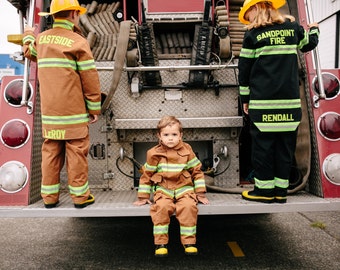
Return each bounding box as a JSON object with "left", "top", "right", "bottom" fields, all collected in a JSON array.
[{"left": 1, "top": 190, "right": 339, "bottom": 218}]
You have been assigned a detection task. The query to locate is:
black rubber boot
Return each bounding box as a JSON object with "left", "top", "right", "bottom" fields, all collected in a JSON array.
[
  {"left": 275, "top": 187, "right": 287, "bottom": 203},
  {"left": 242, "top": 187, "right": 275, "bottom": 203}
]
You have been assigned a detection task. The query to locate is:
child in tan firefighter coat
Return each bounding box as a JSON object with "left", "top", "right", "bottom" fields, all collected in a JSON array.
[
  {"left": 22, "top": 0, "right": 101, "bottom": 208},
  {"left": 134, "top": 116, "right": 209, "bottom": 257}
]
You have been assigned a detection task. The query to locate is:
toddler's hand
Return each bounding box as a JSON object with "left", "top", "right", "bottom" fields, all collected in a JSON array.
[{"left": 133, "top": 199, "right": 152, "bottom": 206}]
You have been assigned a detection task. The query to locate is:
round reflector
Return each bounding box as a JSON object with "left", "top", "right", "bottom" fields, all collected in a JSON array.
[
  {"left": 0, "top": 161, "right": 28, "bottom": 193},
  {"left": 0, "top": 119, "right": 30, "bottom": 148},
  {"left": 3, "top": 79, "right": 32, "bottom": 107},
  {"left": 322, "top": 153, "right": 340, "bottom": 185},
  {"left": 317, "top": 112, "right": 340, "bottom": 141},
  {"left": 312, "top": 72, "right": 340, "bottom": 100}
]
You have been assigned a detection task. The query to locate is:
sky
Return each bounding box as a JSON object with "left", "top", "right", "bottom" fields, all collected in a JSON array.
[{"left": 0, "top": 0, "right": 22, "bottom": 54}]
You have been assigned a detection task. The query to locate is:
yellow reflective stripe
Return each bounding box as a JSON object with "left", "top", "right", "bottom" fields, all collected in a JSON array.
[
  {"left": 69, "top": 181, "right": 89, "bottom": 196},
  {"left": 275, "top": 177, "right": 289, "bottom": 188},
  {"left": 38, "top": 58, "right": 77, "bottom": 69},
  {"left": 249, "top": 99, "right": 301, "bottom": 109},
  {"left": 175, "top": 186, "right": 194, "bottom": 198},
  {"left": 185, "top": 157, "right": 201, "bottom": 169},
  {"left": 239, "top": 86, "right": 250, "bottom": 96},
  {"left": 194, "top": 179, "right": 206, "bottom": 190},
  {"left": 153, "top": 224, "right": 169, "bottom": 235},
  {"left": 155, "top": 185, "right": 194, "bottom": 199},
  {"left": 254, "top": 122, "right": 300, "bottom": 132},
  {"left": 42, "top": 114, "right": 89, "bottom": 125},
  {"left": 254, "top": 178, "right": 275, "bottom": 189},
  {"left": 77, "top": 59, "right": 97, "bottom": 71},
  {"left": 138, "top": 184, "right": 151, "bottom": 194},
  {"left": 180, "top": 225, "right": 196, "bottom": 236},
  {"left": 23, "top": 35, "right": 35, "bottom": 44},
  {"left": 155, "top": 186, "right": 175, "bottom": 198},
  {"left": 255, "top": 44, "right": 297, "bottom": 57},
  {"left": 41, "top": 183, "right": 60, "bottom": 194},
  {"left": 157, "top": 163, "right": 186, "bottom": 173},
  {"left": 144, "top": 162, "right": 157, "bottom": 172},
  {"left": 53, "top": 19, "right": 74, "bottom": 30},
  {"left": 85, "top": 100, "right": 101, "bottom": 111},
  {"left": 240, "top": 47, "right": 256, "bottom": 58}
]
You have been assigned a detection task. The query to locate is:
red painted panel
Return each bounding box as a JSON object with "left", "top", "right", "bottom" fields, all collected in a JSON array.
[{"left": 147, "top": 0, "right": 205, "bottom": 13}]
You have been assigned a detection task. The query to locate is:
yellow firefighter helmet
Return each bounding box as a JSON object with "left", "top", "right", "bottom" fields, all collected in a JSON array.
[
  {"left": 238, "top": 0, "right": 286, "bottom": 24},
  {"left": 38, "top": 0, "right": 87, "bottom": 16}
]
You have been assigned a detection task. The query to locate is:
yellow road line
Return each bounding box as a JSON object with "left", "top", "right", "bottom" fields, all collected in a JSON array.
[{"left": 227, "top": 241, "right": 245, "bottom": 257}]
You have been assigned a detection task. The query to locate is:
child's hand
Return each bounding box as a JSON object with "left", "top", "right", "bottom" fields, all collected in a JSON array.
[
  {"left": 133, "top": 198, "right": 152, "bottom": 206},
  {"left": 196, "top": 193, "right": 209, "bottom": 205},
  {"left": 308, "top": 22, "right": 319, "bottom": 28}
]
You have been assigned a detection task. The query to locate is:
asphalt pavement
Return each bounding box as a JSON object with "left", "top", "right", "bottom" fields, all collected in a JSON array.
[{"left": 0, "top": 211, "right": 339, "bottom": 270}]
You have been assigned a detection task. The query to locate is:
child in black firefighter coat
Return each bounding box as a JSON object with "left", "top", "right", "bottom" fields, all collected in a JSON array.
[{"left": 237, "top": 0, "right": 319, "bottom": 203}]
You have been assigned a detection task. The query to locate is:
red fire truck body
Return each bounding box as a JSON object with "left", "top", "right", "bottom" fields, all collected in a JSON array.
[{"left": 0, "top": 0, "right": 339, "bottom": 217}]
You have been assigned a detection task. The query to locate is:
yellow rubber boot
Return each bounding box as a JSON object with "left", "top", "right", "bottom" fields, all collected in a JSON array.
[
  {"left": 155, "top": 245, "right": 168, "bottom": 257},
  {"left": 184, "top": 244, "right": 198, "bottom": 255}
]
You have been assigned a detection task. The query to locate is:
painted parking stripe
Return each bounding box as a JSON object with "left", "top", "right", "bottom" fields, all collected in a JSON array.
[{"left": 227, "top": 241, "right": 245, "bottom": 257}]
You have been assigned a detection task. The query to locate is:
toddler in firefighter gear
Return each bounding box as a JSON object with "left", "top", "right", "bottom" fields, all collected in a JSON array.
[
  {"left": 133, "top": 116, "right": 209, "bottom": 257},
  {"left": 238, "top": 0, "right": 319, "bottom": 203},
  {"left": 22, "top": 0, "right": 101, "bottom": 208}
]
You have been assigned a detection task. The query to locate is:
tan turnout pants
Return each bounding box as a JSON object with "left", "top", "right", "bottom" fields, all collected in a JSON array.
[
  {"left": 150, "top": 191, "right": 198, "bottom": 245},
  {"left": 41, "top": 135, "right": 91, "bottom": 204}
]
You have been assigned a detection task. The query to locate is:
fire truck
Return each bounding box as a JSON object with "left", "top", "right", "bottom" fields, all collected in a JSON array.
[{"left": 1, "top": 0, "right": 339, "bottom": 217}]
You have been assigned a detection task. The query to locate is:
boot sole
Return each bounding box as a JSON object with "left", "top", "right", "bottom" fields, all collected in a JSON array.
[
  {"left": 74, "top": 194, "right": 95, "bottom": 208},
  {"left": 275, "top": 197, "right": 287, "bottom": 203},
  {"left": 242, "top": 194, "right": 275, "bottom": 203}
]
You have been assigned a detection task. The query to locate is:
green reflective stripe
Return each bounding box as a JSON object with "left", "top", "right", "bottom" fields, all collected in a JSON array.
[
  {"left": 155, "top": 185, "right": 194, "bottom": 199},
  {"left": 38, "top": 58, "right": 77, "bottom": 69},
  {"left": 180, "top": 225, "right": 197, "bottom": 236},
  {"left": 153, "top": 224, "right": 169, "bottom": 235},
  {"left": 30, "top": 44, "right": 37, "bottom": 57},
  {"left": 23, "top": 35, "right": 37, "bottom": 57},
  {"left": 194, "top": 179, "right": 206, "bottom": 190},
  {"left": 240, "top": 47, "right": 256, "bottom": 58},
  {"left": 53, "top": 19, "right": 74, "bottom": 30},
  {"left": 309, "top": 28, "right": 319, "bottom": 36},
  {"left": 255, "top": 178, "right": 275, "bottom": 189},
  {"left": 69, "top": 181, "right": 89, "bottom": 196},
  {"left": 249, "top": 99, "right": 301, "bottom": 109},
  {"left": 297, "top": 31, "right": 309, "bottom": 49},
  {"left": 175, "top": 186, "right": 194, "bottom": 198},
  {"left": 144, "top": 162, "right": 157, "bottom": 172},
  {"left": 85, "top": 100, "right": 101, "bottom": 111},
  {"left": 155, "top": 186, "right": 175, "bottom": 198},
  {"left": 185, "top": 157, "right": 201, "bottom": 169},
  {"left": 23, "top": 35, "right": 35, "bottom": 43},
  {"left": 255, "top": 44, "right": 297, "bottom": 57},
  {"left": 41, "top": 183, "right": 60, "bottom": 194},
  {"left": 275, "top": 177, "right": 289, "bottom": 189},
  {"left": 157, "top": 163, "right": 186, "bottom": 173},
  {"left": 138, "top": 184, "right": 151, "bottom": 194},
  {"left": 239, "top": 86, "right": 250, "bottom": 96},
  {"left": 77, "top": 59, "right": 96, "bottom": 71},
  {"left": 254, "top": 122, "right": 300, "bottom": 132},
  {"left": 42, "top": 113, "right": 89, "bottom": 125}
]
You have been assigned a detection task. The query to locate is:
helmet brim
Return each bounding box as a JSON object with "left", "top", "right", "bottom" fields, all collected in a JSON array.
[
  {"left": 38, "top": 6, "right": 87, "bottom": 16},
  {"left": 238, "top": 0, "right": 286, "bottom": 25}
]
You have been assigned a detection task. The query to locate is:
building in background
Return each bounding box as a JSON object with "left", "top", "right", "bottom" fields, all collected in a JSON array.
[
  {"left": 0, "top": 54, "right": 24, "bottom": 83},
  {"left": 311, "top": 0, "right": 340, "bottom": 69}
]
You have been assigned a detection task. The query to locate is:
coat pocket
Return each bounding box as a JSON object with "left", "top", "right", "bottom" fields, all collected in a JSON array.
[{"left": 151, "top": 173, "right": 162, "bottom": 184}]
